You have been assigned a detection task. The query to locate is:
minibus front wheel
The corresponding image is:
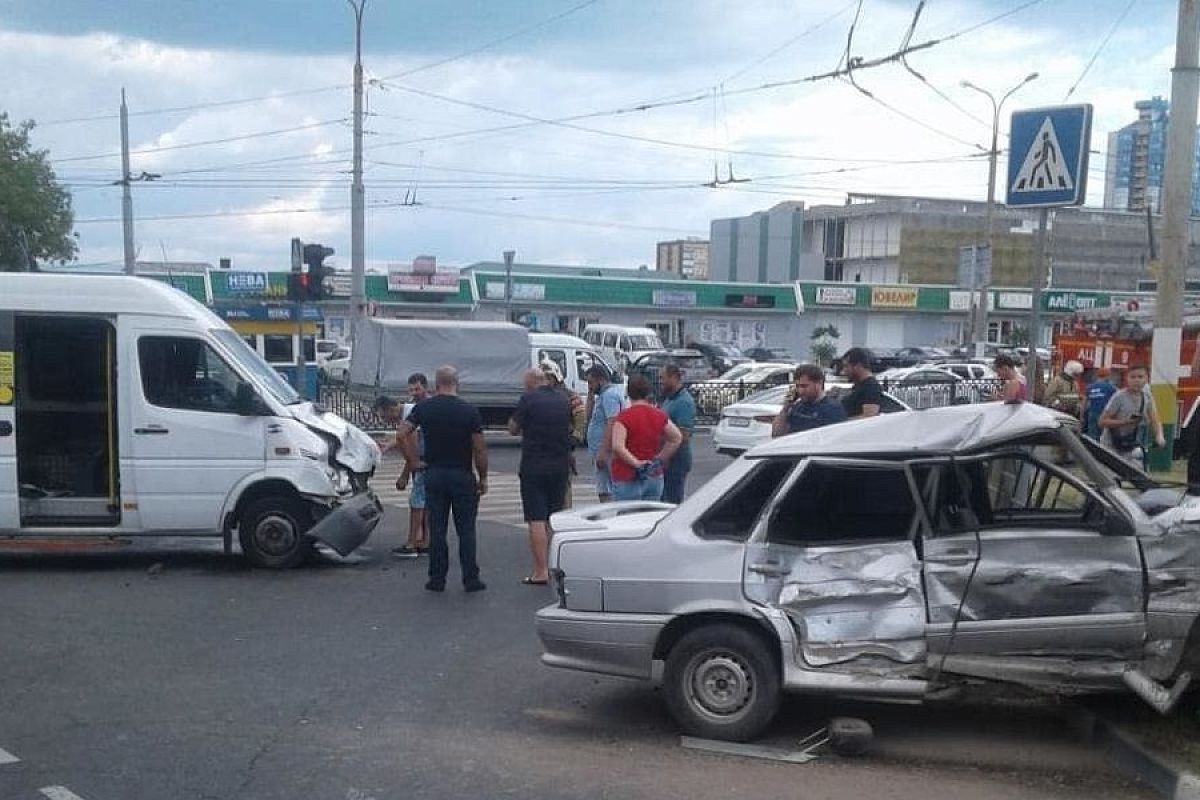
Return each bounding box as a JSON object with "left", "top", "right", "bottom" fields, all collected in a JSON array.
[{"left": 238, "top": 495, "right": 313, "bottom": 569}]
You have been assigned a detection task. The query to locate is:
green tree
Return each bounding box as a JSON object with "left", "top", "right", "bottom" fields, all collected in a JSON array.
[
  {"left": 0, "top": 113, "right": 76, "bottom": 271},
  {"left": 809, "top": 324, "right": 841, "bottom": 367}
]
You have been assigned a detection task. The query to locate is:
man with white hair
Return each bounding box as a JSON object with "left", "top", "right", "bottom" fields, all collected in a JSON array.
[{"left": 397, "top": 365, "right": 488, "bottom": 593}]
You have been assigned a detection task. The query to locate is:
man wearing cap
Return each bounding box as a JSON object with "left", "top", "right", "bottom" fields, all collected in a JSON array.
[
  {"left": 509, "top": 368, "right": 573, "bottom": 585},
  {"left": 1044, "top": 360, "right": 1084, "bottom": 419},
  {"left": 539, "top": 359, "right": 587, "bottom": 507}
]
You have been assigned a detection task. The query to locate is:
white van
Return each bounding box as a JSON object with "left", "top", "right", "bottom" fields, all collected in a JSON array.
[
  {"left": 581, "top": 324, "right": 663, "bottom": 371},
  {"left": 0, "top": 274, "right": 382, "bottom": 568},
  {"left": 530, "top": 332, "right": 616, "bottom": 398}
]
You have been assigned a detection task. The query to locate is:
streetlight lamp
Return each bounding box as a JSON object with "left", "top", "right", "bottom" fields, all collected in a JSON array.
[
  {"left": 961, "top": 72, "right": 1039, "bottom": 356},
  {"left": 348, "top": 0, "right": 367, "bottom": 341}
]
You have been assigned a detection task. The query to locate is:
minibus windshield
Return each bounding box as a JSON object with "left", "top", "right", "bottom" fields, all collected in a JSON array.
[{"left": 212, "top": 328, "right": 303, "bottom": 405}]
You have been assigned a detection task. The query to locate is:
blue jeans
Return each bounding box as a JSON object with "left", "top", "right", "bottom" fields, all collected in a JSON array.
[
  {"left": 612, "top": 475, "right": 665, "bottom": 502},
  {"left": 661, "top": 452, "right": 690, "bottom": 504},
  {"left": 423, "top": 467, "right": 481, "bottom": 585}
]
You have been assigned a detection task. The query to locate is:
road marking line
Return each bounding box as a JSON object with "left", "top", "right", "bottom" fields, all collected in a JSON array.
[
  {"left": 0, "top": 747, "right": 18, "bottom": 765},
  {"left": 41, "top": 788, "right": 88, "bottom": 800}
]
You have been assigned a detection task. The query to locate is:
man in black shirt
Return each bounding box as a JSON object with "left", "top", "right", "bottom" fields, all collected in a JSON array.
[
  {"left": 509, "top": 369, "right": 573, "bottom": 586},
  {"left": 839, "top": 347, "right": 883, "bottom": 419},
  {"left": 398, "top": 365, "right": 488, "bottom": 593}
]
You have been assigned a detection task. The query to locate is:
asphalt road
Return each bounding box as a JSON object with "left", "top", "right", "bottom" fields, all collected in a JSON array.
[{"left": 0, "top": 434, "right": 1153, "bottom": 799}]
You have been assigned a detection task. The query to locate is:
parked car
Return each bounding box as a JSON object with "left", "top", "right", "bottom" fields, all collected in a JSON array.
[
  {"left": 320, "top": 346, "right": 352, "bottom": 384},
  {"left": 626, "top": 349, "right": 713, "bottom": 384},
  {"left": 690, "top": 362, "right": 795, "bottom": 416},
  {"left": 537, "top": 402, "right": 1200, "bottom": 742},
  {"left": 712, "top": 382, "right": 909, "bottom": 455},
  {"left": 582, "top": 324, "right": 664, "bottom": 372},
  {"left": 686, "top": 341, "right": 750, "bottom": 374},
  {"left": 878, "top": 366, "right": 988, "bottom": 408},
  {"left": 315, "top": 338, "right": 341, "bottom": 366},
  {"left": 742, "top": 346, "right": 795, "bottom": 363},
  {"left": 925, "top": 361, "right": 997, "bottom": 381}
]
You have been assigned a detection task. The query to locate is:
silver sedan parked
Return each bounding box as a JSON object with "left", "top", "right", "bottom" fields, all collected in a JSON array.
[{"left": 536, "top": 402, "right": 1200, "bottom": 741}]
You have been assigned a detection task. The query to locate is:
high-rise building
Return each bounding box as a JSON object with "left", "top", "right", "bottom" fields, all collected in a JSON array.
[
  {"left": 1104, "top": 97, "right": 1169, "bottom": 213},
  {"left": 655, "top": 237, "right": 710, "bottom": 279},
  {"left": 1103, "top": 97, "right": 1200, "bottom": 215}
]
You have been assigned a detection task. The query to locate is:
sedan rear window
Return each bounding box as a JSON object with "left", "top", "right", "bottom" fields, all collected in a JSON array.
[{"left": 694, "top": 459, "right": 796, "bottom": 540}]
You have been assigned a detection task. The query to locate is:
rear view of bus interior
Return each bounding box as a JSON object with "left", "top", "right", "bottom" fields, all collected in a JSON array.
[{"left": 15, "top": 315, "right": 119, "bottom": 527}]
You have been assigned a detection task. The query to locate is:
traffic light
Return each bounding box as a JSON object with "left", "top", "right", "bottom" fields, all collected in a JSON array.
[
  {"left": 287, "top": 271, "right": 310, "bottom": 302},
  {"left": 302, "top": 243, "right": 335, "bottom": 301}
]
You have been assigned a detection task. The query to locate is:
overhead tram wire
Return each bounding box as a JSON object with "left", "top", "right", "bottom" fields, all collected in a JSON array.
[
  {"left": 372, "top": 0, "right": 601, "bottom": 83},
  {"left": 1063, "top": 0, "right": 1139, "bottom": 101},
  {"left": 39, "top": 0, "right": 602, "bottom": 128},
  {"left": 51, "top": 118, "right": 350, "bottom": 164},
  {"left": 38, "top": 83, "right": 349, "bottom": 127}
]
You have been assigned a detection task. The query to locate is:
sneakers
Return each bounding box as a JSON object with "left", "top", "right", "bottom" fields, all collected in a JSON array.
[
  {"left": 424, "top": 580, "right": 445, "bottom": 592},
  {"left": 463, "top": 579, "right": 487, "bottom": 593},
  {"left": 392, "top": 545, "right": 420, "bottom": 559}
]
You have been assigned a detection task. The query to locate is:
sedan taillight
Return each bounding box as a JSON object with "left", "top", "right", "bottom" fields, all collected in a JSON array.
[{"left": 752, "top": 415, "right": 776, "bottom": 424}]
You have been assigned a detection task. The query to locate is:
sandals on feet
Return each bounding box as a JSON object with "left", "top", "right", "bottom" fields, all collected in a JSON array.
[{"left": 521, "top": 576, "right": 549, "bottom": 586}]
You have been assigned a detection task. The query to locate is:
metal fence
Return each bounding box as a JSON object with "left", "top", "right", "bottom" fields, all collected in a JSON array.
[
  {"left": 318, "top": 386, "right": 388, "bottom": 432},
  {"left": 318, "top": 377, "right": 1011, "bottom": 433},
  {"left": 878, "top": 378, "right": 1005, "bottom": 410}
]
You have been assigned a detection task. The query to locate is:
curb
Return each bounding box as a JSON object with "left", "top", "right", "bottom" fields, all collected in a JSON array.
[{"left": 1066, "top": 704, "right": 1200, "bottom": 800}]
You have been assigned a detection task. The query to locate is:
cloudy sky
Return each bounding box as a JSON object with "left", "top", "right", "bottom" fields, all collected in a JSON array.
[{"left": 0, "top": 0, "right": 1183, "bottom": 272}]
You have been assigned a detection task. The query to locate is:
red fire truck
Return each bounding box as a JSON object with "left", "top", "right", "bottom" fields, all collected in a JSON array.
[{"left": 1053, "top": 304, "right": 1200, "bottom": 444}]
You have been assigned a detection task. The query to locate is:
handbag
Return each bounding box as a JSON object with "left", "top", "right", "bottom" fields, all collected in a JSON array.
[{"left": 1111, "top": 394, "right": 1144, "bottom": 452}]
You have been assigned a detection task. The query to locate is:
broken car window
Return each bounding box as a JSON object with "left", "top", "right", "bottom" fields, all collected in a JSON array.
[{"left": 767, "top": 463, "right": 917, "bottom": 545}]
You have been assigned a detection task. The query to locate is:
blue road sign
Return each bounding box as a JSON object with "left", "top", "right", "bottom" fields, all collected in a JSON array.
[{"left": 1006, "top": 104, "right": 1092, "bottom": 207}]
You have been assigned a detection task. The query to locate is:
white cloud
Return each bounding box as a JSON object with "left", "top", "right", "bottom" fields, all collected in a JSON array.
[{"left": 1, "top": 2, "right": 1188, "bottom": 271}]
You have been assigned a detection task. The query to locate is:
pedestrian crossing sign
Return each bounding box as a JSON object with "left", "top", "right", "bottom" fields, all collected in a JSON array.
[{"left": 1006, "top": 104, "right": 1092, "bottom": 208}]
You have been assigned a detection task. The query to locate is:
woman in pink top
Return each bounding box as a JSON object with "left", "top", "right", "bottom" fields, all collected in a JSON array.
[{"left": 610, "top": 375, "right": 682, "bottom": 502}]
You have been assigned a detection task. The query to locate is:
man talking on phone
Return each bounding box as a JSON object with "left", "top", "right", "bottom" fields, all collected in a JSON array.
[{"left": 772, "top": 364, "right": 847, "bottom": 438}]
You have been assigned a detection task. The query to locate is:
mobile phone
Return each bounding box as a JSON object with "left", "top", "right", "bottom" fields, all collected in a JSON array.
[{"left": 1129, "top": 413, "right": 1142, "bottom": 421}]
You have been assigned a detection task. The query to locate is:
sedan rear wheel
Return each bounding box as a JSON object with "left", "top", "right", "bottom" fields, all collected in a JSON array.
[{"left": 663, "top": 623, "right": 780, "bottom": 742}]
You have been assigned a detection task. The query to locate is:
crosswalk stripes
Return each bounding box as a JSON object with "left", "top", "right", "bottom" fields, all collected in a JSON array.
[{"left": 370, "top": 462, "right": 528, "bottom": 528}]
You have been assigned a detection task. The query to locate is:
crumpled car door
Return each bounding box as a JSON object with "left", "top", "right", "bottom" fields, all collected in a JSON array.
[{"left": 743, "top": 459, "right": 928, "bottom": 674}]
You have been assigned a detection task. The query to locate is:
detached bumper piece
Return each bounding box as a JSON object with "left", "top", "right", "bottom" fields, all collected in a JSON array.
[{"left": 308, "top": 491, "right": 383, "bottom": 556}]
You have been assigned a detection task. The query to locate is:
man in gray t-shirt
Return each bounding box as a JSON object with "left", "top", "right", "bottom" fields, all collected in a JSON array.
[{"left": 1099, "top": 365, "right": 1164, "bottom": 463}]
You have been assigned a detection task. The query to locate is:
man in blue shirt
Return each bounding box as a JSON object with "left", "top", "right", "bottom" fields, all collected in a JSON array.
[
  {"left": 658, "top": 364, "right": 697, "bottom": 504},
  {"left": 1084, "top": 367, "right": 1116, "bottom": 440},
  {"left": 771, "top": 364, "right": 848, "bottom": 437},
  {"left": 585, "top": 364, "right": 625, "bottom": 503}
]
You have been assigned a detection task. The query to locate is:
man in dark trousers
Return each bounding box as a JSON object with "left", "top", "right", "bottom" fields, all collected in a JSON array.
[
  {"left": 509, "top": 368, "right": 573, "bottom": 586},
  {"left": 839, "top": 347, "right": 883, "bottom": 419},
  {"left": 397, "top": 365, "right": 488, "bottom": 593},
  {"left": 771, "top": 364, "right": 847, "bottom": 437},
  {"left": 658, "top": 363, "right": 696, "bottom": 504}
]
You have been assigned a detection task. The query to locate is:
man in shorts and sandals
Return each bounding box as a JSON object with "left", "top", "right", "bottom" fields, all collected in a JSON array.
[
  {"left": 509, "top": 368, "right": 573, "bottom": 585},
  {"left": 374, "top": 380, "right": 430, "bottom": 558}
]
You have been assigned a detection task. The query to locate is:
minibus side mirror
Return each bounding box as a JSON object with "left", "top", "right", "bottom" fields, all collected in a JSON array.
[{"left": 235, "top": 383, "right": 266, "bottom": 416}]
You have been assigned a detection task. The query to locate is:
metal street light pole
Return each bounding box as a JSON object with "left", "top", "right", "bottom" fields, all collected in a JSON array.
[
  {"left": 348, "top": 0, "right": 367, "bottom": 342},
  {"left": 961, "top": 73, "right": 1039, "bottom": 356}
]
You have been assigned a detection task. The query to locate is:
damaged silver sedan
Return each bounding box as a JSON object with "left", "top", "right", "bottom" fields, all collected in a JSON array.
[{"left": 535, "top": 402, "right": 1200, "bottom": 741}]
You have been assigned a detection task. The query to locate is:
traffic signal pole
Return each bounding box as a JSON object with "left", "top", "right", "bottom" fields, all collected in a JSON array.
[{"left": 1150, "top": 0, "right": 1199, "bottom": 470}]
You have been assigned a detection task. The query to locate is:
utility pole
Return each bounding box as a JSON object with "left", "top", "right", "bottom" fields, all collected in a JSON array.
[
  {"left": 1151, "top": 0, "right": 1200, "bottom": 470},
  {"left": 120, "top": 89, "right": 136, "bottom": 275},
  {"left": 961, "top": 73, "right": 1039, "bottom": 356},
  {"left": 348, "top": 0, "right": 367, "bottom": 341},
  {"left": 503, "top": 249, "right": 516, "bottom": 322}
]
